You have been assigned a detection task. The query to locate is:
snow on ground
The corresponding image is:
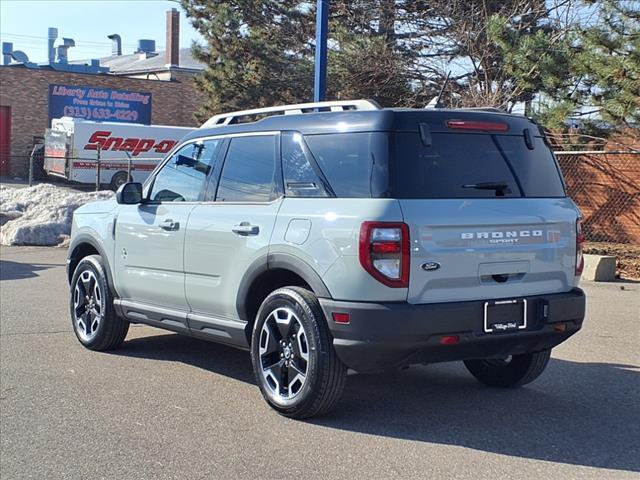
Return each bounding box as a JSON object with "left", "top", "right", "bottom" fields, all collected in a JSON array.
[{"left": 0, "top": 184, "right": 113, "bottom": 246}]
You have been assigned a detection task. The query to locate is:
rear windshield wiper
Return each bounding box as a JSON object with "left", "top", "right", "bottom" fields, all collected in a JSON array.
[{"left": 462, "top": 181, "right": 511, "bottom": 196}]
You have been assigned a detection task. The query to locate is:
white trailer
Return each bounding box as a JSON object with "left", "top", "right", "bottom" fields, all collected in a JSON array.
[{"left": 44, "top": 117, "right": 194, "bottom": 190}]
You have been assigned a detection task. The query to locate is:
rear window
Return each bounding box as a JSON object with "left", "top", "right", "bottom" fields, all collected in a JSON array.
[
  {"left": 494, "top": 135, "right": 565, "bottom": 197},
  {"left": 392, "top": 132, "right": 565, "bottom": 198}
]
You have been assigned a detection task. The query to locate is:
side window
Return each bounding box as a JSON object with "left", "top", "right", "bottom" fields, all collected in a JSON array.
[
  {"left": 282, "top": 132, "right": 328, "bottom": 198},
  {"left": 304, "top": 132, "right": 390, "bottom": 198},
  {"left": 216, "top": 135, "right": 277, "bottom": 202},
  {"left": 150, "top": 139, "right": 221, "bottom": 202}
]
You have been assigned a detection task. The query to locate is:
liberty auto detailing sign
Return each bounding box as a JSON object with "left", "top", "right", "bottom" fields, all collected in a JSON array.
[{"left": 49, "top": 84, "right": 152, "bottom": 124}]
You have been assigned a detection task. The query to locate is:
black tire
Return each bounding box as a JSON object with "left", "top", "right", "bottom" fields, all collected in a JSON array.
[
  {"left": 250, "top": 287, "right": 347, "bottom": 419},
  {"left": 464, "top": 349, "right": 552, "bottom": 388},
  {"left": 109, "top": 171, "right": 130, "bottom": 191},
  {"left": 70, "top": 255, "right": 129, "bottom": 351}
]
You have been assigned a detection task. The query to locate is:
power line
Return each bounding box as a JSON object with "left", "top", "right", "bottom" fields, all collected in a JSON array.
[{"left": 1, "top": 32, "right": 165, "bottom": 49}]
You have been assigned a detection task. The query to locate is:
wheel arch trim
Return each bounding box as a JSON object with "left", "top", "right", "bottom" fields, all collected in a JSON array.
[
  {"left": 235, "top": 252, "right": 332, "bottom": 322},
  {"left": 67, "top": 234, "right": 118, "bottom": 297}
]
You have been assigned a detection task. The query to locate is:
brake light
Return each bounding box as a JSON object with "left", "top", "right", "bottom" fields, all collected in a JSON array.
[
  {"left": 575, "top": 218, "right": 585, "bottom": 276},
  {"left": 447, "top": 120, "right": 509, "bottom": 132},
  {"left": 359, "top": 222, "right": 409, "bottom": 288}
]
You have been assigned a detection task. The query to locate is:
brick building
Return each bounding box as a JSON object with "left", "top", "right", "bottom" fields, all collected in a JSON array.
[{"left": 0, "top": 9, "right": 206, "bottom": 177}]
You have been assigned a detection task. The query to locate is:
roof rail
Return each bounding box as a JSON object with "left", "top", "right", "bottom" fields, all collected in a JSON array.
[{"left": 200, "top": 99, "right": 381, "bottom": 128}]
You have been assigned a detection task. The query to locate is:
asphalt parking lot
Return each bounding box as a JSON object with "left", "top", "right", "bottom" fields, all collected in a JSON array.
[{"left": 1, "top": 246, "right": 638, "bottom": 479}]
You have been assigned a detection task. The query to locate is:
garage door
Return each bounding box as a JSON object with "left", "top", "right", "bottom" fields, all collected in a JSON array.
[{"left": 0, "top": 106, "right": 11, "bottom": 175}]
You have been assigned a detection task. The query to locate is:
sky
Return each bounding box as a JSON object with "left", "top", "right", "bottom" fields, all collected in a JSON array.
[{"left": 0, "top": 0, "right": 204, "bottom": 63}]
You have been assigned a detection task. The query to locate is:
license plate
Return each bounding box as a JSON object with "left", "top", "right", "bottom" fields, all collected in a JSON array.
[{"left": 483, "top": 299, "right": 527, "bottom": 333}]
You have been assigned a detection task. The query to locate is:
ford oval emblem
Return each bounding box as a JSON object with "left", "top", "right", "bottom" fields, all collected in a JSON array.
[{"left": 421, "top": 262, "right": 441, "bottom": 272}]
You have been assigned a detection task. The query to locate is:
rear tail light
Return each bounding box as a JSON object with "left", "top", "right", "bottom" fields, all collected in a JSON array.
[
  {"left": 446, "top": 120, "right": 509, "bottom": 132},
  {"left": 359, "top": 222, "right": 409, "bottom": 288},
  {"left": 575, "top": 218, "right": 585, "bottom": 276}
]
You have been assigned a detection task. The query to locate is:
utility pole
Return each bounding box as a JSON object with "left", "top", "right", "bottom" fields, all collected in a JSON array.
[{"left": 314, "top": 0, "right": 329, "bottom": 102}]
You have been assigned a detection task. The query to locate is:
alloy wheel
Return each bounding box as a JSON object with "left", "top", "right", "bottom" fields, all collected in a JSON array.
[
  {"left": 73, "top": 270, "right": 102, "bottom": 342},
  {"left": 259, "top": 307, "right": 310, "bottom": 401}
]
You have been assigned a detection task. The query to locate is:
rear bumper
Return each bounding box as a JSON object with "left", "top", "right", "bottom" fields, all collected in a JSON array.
[{"left": 320, "top": 288, "right": 585, "bottom": 372}]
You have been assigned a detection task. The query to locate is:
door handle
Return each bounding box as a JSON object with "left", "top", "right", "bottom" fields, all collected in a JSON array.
[
  {"left": 232, "top": 222, "right": 259, "bottom": 236},
  {"left": 160, "top": 219, "right": 180, "bottom": 231}
]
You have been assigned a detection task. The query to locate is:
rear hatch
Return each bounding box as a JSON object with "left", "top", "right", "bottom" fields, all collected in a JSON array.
[
  {"left": 44, "top": 128, "right": 70, "bottom": 178},
  {"left": 391, "top": 114, "right": 579, "bottom": 304}
]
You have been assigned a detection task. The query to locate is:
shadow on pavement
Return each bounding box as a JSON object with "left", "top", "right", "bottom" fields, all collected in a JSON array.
[
  {"left": 0, "top": 260, "right": 59, "bottom": 281},
  {"left": 119, "top": 332, "right": 255, "bottom": 384},
  {"left": 117, "top": 332, "right": 639, "bottom": 473}
]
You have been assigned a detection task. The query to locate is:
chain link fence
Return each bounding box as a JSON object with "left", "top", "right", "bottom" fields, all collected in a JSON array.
[
  {"left": 0, "top": 150, "right": 157, "bottom": 192},
  {"left": 550, "top": 133, "right": 640, "bottom": 245}
]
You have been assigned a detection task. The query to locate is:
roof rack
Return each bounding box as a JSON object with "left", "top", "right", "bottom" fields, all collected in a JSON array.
[{"left": 200, "top": 99, "right": 381, "bottom": 128}]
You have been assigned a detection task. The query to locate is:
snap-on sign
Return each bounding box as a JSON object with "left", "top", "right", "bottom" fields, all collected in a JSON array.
[{"left": 84, "top": 130, "right": 177, "bottom": 156}]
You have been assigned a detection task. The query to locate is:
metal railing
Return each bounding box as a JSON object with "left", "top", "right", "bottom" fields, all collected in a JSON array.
[{"left": 1, "top": 152, "right": 161, "bottom": 191}]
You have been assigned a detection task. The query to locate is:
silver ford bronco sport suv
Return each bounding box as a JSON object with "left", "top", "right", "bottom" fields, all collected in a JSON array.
[{"left": 67, "top": 100, "right": 586, "bottom": 418}]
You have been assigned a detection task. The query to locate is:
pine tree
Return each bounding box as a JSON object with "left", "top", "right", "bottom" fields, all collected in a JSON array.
[
  {"left": 540, "top": 0, "right": 640, "bottom": 133},
  {"left": 180, "top": 1, "right": 315, "bottom": 122},
  {"left": 326, "top": 1, "right": 437, "bottom": 106},
  {"left": 181, "top": 0, "right": 638, "bottom": 132}
]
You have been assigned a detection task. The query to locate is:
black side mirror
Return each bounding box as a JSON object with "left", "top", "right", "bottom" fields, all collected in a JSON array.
[{"left": 116, "top": 182, "right": 143, "bottom": 205}]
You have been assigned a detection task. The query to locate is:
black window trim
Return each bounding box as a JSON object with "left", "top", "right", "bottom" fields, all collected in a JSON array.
[{"left": 202, "top": 137, "right": 231, "bottom": 202}]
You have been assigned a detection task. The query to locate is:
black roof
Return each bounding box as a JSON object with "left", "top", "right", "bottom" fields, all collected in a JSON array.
[{"left": 183, "top": 108, "right": 537, "bottom": 142}]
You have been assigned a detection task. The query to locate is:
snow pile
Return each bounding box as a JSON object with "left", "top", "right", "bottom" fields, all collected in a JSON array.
[{"left": 0, "top": 184, "right": 113, "bottom": 246}]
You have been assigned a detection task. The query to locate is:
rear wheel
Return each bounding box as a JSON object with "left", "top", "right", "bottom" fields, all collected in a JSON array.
[
  {"left": 250, "top": 287, "right": 347, "bottom": 419},
  {"left": 70, "top": 255, "right": 129, "bottom": 351},
  {"left": 464, "top": 349, "right": 552, "bottom": 388},
  {"left": 109, "top": 171, "right": 130, "bottom": 191}
]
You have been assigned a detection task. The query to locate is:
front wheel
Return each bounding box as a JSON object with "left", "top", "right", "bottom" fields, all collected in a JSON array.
[
  {"left": 464, "top": 349, "right": 552, "bottom": 388},
  {"left": 250, "top": 287, "right": 347, "bottom": 419},
  {"left": 70, "top": 255, "right": 129, "bottom": 351}
]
